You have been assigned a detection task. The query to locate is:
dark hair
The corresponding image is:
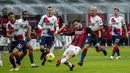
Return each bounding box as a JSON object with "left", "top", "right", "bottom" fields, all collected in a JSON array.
[
  {"left": 72, "top": 19, "right": 81, "bottom": 24},
  {"left": 114, "top": 8, "right": 119, "bottom": 11},
  {"left": 2, "top": 8, "right": 7, "bottom": 11},
  {"left": 8, "top": 12, "right": 14, "bottom": 16},
  {"left": 22, "top": 11, "right": 28, "bottom": 15},
  {"left": 48, "top": 6, "right": 52, "bottom": 9}
]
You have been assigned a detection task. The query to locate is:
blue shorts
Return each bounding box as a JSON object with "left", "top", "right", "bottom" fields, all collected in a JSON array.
[
  {"left": 9, "top": 40, "right": 26, "bottom": 53},
  {"left": 112, "top": 35, "right": 121, "bottom": 44},
  {"left": 85, "top": 36, "right": 100, "bottom": 46},
  {"left": 40, "top": 36, "right": 54, "bottom": 48}
]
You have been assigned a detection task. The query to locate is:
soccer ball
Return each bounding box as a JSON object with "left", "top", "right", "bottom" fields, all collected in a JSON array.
[{"left": 46, "top": 53, "right": 55, "bottom": 62}]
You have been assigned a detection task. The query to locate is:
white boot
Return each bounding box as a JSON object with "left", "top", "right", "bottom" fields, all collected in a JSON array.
[
  {"left": 116, "top": 56, "right": 121, "bottom": 60},
  {"left": 110, "top": 56, "right": 113, "bottom": 60}
]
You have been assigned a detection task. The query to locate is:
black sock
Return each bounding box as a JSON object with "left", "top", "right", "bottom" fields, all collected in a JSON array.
[
  {"left": 29, "top": 51, "right": 34, "bottom": 64},
  {"left": 112, "top": 50, "right": 116, "bottom": 56},
  {"left": 9, "top": 55, "right": 16, "bottom": 68}
]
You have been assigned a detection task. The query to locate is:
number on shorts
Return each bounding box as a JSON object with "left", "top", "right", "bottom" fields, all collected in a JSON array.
[{"left": 17, "top": 44, "right": 22, "bottom": 49}]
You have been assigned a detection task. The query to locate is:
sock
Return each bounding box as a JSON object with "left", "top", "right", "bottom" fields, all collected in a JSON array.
[
  {"left": 80, "top": 48, "right": 88, "bottom": 63},
  {"left": 14, "top": 53, "right": 21, "bottom": 65},
  {"left": 64, "top": 61, "right": 72, "bottom": 68},
  {"left": 112, "top": 50, "right": 116, "bottom": 56},
  {"left": 61, "top": 58, "right": 67, "bottom": 64},
  {"left": 50, "top": 45, "right": 54, "bottom": 53},
  {"left": 29, "top": 51, "right": 34, "bottom": 64},
  {"left": 40, "top": 49, "right": 44, "bottom": 60},
  {"left": 19, "top": 53, "right": 26, "bottom": 61},
  {"left": 116, "top": 49, "right": 120, "bottom": 56},
  {"left": 0, "top": 52, "right": 2, "bottom": 61},
  {"left": 9, "top": 55, "right": 16, "bottom": 68}
]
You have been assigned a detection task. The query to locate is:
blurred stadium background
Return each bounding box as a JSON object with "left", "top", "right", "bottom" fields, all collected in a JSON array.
[{"left": 1, "top": 0, "right": 130, "bottom": 47}]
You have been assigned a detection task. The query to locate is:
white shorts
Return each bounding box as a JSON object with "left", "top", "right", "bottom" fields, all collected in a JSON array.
[
  {"left": 0, "top": 36, "right": 8, "bottom": 46},
  {"left": 63, "top": 45, "right": 81, "bottom": 56}
]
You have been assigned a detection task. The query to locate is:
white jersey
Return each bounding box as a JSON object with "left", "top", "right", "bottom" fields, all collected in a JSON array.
[
  {"left": 88, "top": 15, "right": 103, "bottom": 37},
  {"left": 18, "top": 18, "right": 29, "bottom": 40},
  {"left": 109, "top": 16, "right": 125, "bottom": 35},
  {"left": 6, "top": 20, "right": 27, "bottom": 41},
  {"left": 38, "top": 15, "right": 58, "bottom": 36}
]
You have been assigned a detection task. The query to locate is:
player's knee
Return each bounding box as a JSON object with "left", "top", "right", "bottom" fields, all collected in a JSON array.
[{"left": 82, "top": 48, "right": 88, "bottom": 53}]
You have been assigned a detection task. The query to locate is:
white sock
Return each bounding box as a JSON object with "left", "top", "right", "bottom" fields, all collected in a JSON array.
[
  {"left": 61, "top": 58, "right": 67, "bottom": 64},
  {"left": 64, "top": 61, "right": 72, "bottom": 68},
  {"left": 50, "top": 45, "right": 54, "bottom": 53},
  {"left": 0, "top": 52, "right": 2, "bottom": 61}
]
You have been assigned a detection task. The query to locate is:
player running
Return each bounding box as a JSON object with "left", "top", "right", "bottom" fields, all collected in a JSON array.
[
  {"left": 17, "top": 11, "right": 38, "bottom": 67},
  {"left": 56, "top": 19, "right": 98, "bottom": 71},
  {"left": 78, "top": 7, "right": 107, "bottom": 66},
  {"left": 109, "top": 8, "right": 128, "bottom": 60},
  {"left": 6, "top": 12, "right": 29, "bottom": 71},
  {"left": 38, "top": 6, "right": 59, "bottom": 66}
]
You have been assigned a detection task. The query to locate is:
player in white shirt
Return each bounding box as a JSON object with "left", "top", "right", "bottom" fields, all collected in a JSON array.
[
  {"left": 38, "top": 6, "right": 59, "bottom": 66},
  {"left": 17, "top": 11, "right": 38, "bottom": 67},
  {"left": 6, "top": 12, "right": 29, "bottom": 71},
  {"left": 78, "top": 7, "right": 107, "bottom": 66},
  {"left": 109, "top": 8, "right": 128, "bottom": 60}
]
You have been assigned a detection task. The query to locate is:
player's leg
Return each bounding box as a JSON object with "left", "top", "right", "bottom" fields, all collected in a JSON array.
[
  {"left": 94, "top": 37, "right": 107, "bottom": 56},
  {"left": 39, "top": 36, "right": 46, "bottom": 66},
  {"left": 26, "top": 42, "right": 38, "bottom": 67},
  {"left": 64, "top": 61, "right": 75, "bottom": 71},
  {"left": 78, "top": 44, "right": 89, "bottom": 66},
  {"left": 78, "top": 36, "right": 91, "bottom": 66},
  {"left": 110, "top": 35, "right": 120, "bottom": 60},
  {"left": 0, "top": 46, "right": 4, "bottom": 66},
  {"left": 56, "top": 45, "right": 81, "bottom": 71},
  {"left": 9, "top": 41, "right": 21, "bottom": 71},
  {"left": 41, "top": 36, "right": 54, "bottom": 66}
]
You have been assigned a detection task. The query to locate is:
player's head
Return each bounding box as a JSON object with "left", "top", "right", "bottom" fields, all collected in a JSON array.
[
  {"left": 8, "top": 12, "right": 15, "bottom": 23},
  {"left": 54, "top": 8, "right": 59, "bottom": 16},
  {"left": 47, "top": 6, "right": 53, "bottom": 17},
  {"left": 22, "top": 11, "right": 28, "bottom": 20},
  {"left": 114, "top": 8, "right": 119, "bottom": 16},
  {"left": 2, "top": 8, "right": 8, "bottom": 16},
  {"left": 73, "top": 19, "right": 82, "bottom": 29},
  {"left": 90, "top": 7, "right": 97, "bottom": 16}
]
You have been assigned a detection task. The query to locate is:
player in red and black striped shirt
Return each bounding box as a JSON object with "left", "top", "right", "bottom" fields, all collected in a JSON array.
[
  {"left": 0, "top": 8, "right": 8, "bottom": 66},
  {"left": 56, "top": 19, "right": 97, "bottom": 71}
]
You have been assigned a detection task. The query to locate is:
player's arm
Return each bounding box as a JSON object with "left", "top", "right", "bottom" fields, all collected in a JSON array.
[
  {"left": 6, "top": 24, "right": 14, "bottom": 41},
  {"left": 122, "top": 17, "right": 128, "bottom": 38},
  {"left": 38, "top": 16, "right": 44, "bottom": 30},
  {"left": 62, "top": 31, "right": 75, "bottom": 36},
  {"left": 86, "top": 26, "right": 98, "bottom": 41},
  {"left": 26, "top": 24, "right": 32, "bottom": 41},
  {"left": 93, "top": 17, "right": 103, "bottom": 32}
]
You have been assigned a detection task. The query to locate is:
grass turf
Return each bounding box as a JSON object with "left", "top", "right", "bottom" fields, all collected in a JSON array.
[{"left": 0, "top": 46, "right": 130, "bottom": 73}]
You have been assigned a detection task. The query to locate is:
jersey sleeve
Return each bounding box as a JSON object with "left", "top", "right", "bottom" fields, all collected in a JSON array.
[
  {"left": 121, "top": 17, "right": 125, "bottom": 25},
  {"left": 98, "top": 17, "right": 103, "bottom": 26},
  {"left": 38, "top": 15, "right": 44, "bottom": 29}
]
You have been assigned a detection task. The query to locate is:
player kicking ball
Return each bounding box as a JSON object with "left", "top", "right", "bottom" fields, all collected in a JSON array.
[{"left": 56, "top": 19, "right": 98, "bottom": 71}]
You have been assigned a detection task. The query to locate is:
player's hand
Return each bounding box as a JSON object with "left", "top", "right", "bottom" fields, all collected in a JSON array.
[
  {"left": 59, "top": 33, "right": 63, "bottom": 36},
  {"left": 126, "top": 33, "right": 129, "bottom": 38},
  {"left": 53, "top": 32, "right": 58, "bottom": 36},
  {"left": 26, "top": 36, "right": 31, "bottom": 41}
]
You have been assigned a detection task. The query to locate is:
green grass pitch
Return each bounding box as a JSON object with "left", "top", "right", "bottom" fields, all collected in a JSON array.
[{"left": 0, "top": 46, "right": 130, "bottom": 73}]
